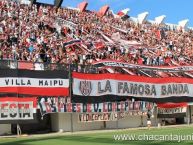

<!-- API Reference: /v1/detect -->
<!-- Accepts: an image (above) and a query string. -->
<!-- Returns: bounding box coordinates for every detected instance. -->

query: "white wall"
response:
[51,113,157,132]
[109,115,156,129]
[72,113,104,131]
[51,113,104,132]
[106,121,117,129]
[119,116,142,128]
[0,124,11,135]
[51,113,59,132]
[51,113,72,132]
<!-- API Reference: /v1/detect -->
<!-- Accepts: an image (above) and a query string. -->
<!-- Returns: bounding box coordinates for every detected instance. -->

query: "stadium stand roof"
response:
[98,5,110,17]
[20,0,192,29]
[77,1,88,12]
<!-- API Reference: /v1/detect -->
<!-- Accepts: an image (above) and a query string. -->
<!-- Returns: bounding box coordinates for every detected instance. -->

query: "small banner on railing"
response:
[92,60,193,71]
[157,103,187,118]
[78,111,148,122]
[78,112,118,122]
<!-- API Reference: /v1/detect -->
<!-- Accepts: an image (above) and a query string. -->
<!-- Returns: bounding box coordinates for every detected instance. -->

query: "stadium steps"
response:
[171,60,193,78]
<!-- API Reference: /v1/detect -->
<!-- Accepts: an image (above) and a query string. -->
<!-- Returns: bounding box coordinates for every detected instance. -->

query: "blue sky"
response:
[37,0,193,27]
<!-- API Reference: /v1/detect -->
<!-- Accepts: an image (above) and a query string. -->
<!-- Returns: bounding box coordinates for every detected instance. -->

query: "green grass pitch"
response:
[1,126,193,145]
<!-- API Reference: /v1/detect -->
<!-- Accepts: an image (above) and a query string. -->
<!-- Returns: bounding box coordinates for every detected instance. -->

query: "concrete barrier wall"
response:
[51,113,157,132]
[0,124,11,135]
[72,113,105,131]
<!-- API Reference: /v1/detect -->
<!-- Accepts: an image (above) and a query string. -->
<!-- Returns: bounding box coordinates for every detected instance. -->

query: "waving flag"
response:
[111,8,130,20]
[117,8,130,17]
[63,39,81,48]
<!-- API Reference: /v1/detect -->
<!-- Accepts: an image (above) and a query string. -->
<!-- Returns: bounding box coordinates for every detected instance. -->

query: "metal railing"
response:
[0,60,190,77]
[0,60,100,73]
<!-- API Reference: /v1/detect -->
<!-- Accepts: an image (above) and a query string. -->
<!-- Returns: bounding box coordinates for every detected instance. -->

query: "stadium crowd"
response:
[0,0,193,67]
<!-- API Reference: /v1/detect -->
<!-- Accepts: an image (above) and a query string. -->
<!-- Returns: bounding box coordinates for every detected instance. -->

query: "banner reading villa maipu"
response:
[0,69,69,96]
[72,72,192,103]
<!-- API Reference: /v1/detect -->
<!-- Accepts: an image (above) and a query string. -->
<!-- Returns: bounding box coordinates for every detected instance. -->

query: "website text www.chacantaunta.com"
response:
[113,133,193,142]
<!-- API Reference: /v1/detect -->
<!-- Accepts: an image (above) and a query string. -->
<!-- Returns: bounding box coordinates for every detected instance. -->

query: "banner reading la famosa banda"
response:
[72,72,192,102]
[0,69,69,96]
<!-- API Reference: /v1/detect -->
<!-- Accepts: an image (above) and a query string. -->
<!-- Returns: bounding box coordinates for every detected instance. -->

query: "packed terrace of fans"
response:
[0,0,193,69]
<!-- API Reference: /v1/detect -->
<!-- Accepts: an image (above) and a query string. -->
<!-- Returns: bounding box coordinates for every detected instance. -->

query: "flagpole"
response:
[69,63,73,132]
[16,60,22,136]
